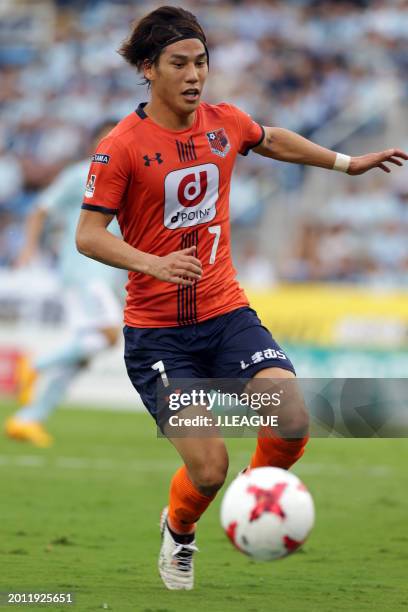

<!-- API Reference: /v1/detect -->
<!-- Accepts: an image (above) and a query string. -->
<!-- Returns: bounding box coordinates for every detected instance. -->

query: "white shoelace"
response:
[172,543,199,571]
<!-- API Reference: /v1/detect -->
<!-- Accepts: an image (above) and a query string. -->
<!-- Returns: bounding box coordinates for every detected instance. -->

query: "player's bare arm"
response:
[76,209,202,286]
[253,126,408,174]
[14,206,48,268]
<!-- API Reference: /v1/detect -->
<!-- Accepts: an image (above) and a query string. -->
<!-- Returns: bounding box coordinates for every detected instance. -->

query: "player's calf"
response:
[247,372,309,469]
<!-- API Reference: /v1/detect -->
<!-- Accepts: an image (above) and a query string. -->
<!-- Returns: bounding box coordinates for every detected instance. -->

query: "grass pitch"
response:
[1,402,408,611]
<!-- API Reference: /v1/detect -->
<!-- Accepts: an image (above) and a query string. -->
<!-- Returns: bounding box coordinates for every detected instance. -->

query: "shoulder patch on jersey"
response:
[85,174,96,198]
[206,128,230,158]
[92,153,111,164]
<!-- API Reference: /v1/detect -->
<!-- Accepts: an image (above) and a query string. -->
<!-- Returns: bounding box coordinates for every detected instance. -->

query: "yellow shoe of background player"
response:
[15,356,38,406]
[4,418,53,448]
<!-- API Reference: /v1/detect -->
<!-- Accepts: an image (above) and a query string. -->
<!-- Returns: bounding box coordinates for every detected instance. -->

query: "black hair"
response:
[118,5,208,85]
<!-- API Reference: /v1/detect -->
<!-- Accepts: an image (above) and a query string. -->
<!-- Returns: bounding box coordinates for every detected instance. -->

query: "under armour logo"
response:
[143,153,163,166]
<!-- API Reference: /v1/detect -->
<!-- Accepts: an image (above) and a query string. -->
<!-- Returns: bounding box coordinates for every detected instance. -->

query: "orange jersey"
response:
[82,102,264,327]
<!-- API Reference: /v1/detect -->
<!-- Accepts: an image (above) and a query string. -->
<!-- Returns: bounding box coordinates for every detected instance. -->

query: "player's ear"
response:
[143,59,155,83]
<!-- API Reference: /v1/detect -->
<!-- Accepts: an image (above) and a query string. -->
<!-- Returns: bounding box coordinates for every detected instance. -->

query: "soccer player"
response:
[75,6,407,590]
[5,121,123,447]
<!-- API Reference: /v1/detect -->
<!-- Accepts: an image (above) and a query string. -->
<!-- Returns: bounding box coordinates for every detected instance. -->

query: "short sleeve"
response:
[82,137,131,215]
[228,104,265,156]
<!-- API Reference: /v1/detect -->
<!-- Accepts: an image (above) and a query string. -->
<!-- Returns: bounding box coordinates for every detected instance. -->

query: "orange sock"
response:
[250,427,309,470]
[168,465,216,534]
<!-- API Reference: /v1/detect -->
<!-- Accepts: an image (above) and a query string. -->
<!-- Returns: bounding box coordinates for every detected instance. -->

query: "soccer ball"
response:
[220,467,315,561]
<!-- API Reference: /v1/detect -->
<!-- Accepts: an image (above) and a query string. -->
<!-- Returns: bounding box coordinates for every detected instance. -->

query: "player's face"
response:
[146,39,208,115]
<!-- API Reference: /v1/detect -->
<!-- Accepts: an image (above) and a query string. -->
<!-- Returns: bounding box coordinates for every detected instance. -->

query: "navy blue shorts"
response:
[124,306,295,427]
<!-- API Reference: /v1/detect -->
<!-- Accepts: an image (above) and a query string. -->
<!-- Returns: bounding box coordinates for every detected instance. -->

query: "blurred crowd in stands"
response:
[283,177,408,286]
[0,0,407,285]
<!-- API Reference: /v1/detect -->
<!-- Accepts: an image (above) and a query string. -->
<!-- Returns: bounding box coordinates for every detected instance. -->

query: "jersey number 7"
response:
[208,225,221,264]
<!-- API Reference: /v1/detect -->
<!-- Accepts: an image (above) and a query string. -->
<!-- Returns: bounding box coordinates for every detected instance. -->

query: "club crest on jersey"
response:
[206,128,230,158]
[85,174,96,198]
[92,153,110,164]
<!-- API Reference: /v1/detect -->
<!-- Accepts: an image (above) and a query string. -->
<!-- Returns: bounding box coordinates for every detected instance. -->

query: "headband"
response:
[149,33,209,67]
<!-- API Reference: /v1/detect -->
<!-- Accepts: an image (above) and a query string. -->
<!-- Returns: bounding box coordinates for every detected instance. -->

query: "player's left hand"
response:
[348,148,408,175]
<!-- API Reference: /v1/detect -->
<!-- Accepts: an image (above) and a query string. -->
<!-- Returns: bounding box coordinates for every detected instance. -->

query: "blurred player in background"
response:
[75,6,407,591]
[5,121,122,448]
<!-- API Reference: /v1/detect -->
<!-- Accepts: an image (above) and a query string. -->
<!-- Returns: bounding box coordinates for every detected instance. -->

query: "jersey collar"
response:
[134,101,201,134]
[135,102,148,119]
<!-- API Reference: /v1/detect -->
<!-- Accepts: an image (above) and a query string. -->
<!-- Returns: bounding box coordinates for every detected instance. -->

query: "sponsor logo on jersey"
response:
[240,348,288,370]
[92,153,110,164]
[164,164,219,229]
[85,174,96,198]
[206,128,230,158]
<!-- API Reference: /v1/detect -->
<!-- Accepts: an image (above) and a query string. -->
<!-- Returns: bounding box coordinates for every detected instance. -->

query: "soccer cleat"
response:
[15,355,38,406]
[158,506,198,590]
[4,418,53,448]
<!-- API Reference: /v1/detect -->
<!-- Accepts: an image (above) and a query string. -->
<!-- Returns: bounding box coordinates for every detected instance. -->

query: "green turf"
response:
[1,402,408,611]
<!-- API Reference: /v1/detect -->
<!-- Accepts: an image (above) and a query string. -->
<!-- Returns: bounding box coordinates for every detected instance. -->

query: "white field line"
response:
[61,403,143,413]
[0,455,392,476]
[14,455,45,467]
[0,455,180,472]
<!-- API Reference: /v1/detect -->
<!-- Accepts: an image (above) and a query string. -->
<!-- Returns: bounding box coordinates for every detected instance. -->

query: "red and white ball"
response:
[220,467,315,561]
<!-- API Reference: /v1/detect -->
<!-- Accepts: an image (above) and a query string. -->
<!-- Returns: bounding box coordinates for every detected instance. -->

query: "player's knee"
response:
[280,405,309,438]
[192,456,229,496]
[195,468,227,496]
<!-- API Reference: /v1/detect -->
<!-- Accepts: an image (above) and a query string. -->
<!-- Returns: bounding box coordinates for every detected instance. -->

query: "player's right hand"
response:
[148,246,202,285]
